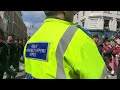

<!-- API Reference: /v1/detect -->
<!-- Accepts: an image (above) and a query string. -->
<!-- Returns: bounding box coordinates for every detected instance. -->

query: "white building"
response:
[73,11,120,31]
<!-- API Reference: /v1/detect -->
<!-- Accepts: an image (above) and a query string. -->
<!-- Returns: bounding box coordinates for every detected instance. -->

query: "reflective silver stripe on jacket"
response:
[56,26,78,79]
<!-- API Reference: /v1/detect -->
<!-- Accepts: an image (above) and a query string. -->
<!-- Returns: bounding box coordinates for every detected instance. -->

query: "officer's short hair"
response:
[44,11,65,17]
[44,11,57,17]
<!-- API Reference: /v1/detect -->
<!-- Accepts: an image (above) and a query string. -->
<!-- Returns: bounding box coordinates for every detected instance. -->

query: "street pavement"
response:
[3,56,118,79]
[15,62,25,79]
[3,62,25,79]
[17,60,117,79]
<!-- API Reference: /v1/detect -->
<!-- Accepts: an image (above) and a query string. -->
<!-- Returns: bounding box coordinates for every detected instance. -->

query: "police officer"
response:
[24,11,107,79]
[0,36,8,79]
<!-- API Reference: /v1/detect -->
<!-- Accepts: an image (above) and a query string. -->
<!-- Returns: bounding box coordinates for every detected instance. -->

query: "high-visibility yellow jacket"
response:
[24,18,107,79]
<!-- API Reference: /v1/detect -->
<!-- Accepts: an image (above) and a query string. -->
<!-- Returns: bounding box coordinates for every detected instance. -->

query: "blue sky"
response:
[22,11,46,36]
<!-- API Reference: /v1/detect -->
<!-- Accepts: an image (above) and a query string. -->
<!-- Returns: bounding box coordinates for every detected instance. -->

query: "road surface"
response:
[3,57,118,79]
[3,62,25,79]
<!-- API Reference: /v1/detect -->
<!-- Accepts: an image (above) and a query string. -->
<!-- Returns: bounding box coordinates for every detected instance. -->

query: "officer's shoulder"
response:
[73,26,89,37]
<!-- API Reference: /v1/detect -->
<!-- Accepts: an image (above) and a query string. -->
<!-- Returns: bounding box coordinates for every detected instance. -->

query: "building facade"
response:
[73,11,120,31]
[0,11,27,40]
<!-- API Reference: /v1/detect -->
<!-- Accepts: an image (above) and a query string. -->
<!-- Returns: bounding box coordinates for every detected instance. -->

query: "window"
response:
[5,11,8,15]
[14,13,17,23]
[83,11,85,16]
[4,32,8,38]
[77,13,79,19]
[3,17,8,32]
[82,21,85,27]
[89,18,98,29]
[5,11,11,16]
[104,19,110,30]
[7,11,11,16]
[117,21,120,31]
[117,11,120,15]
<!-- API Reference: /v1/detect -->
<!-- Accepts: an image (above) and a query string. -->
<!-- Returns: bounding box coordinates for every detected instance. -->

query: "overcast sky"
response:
[22,11,46,36]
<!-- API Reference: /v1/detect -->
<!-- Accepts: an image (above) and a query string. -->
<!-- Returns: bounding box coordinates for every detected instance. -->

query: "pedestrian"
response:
[117,51,120,79]
[92,35,104,57]
[92,35,103,55]
[23,39,26,46]
[21,39,26,63]
[103,40,112,62]
[18,39,24,63]
[103,40,113,74]
[92,35,99,45]
[98,40,104,56]
[112,39,120,75]
[14,39,20,72]
[6,34,17,79]
[24,11,107,79]
[0,36,8,79]
[110,36,116,48]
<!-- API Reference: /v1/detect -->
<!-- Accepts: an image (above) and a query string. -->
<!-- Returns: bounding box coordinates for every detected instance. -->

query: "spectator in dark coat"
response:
[0,36,8,79]
[14,39,20,72]
[6,34,17,79]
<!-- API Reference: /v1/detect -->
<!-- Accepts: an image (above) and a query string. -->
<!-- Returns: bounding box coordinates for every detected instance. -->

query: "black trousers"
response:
[0,56,7,79]
[0,70,4,79]
[12,54,20,70]
[7,55,19,69]
[6,56,17,79]
[0,65,5,79]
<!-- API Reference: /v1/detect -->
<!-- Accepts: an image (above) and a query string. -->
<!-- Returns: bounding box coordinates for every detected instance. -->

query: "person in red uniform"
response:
[116,43,120,79]
[103,40,112,63]
[103,40,113,72]
[112,39,120,75]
